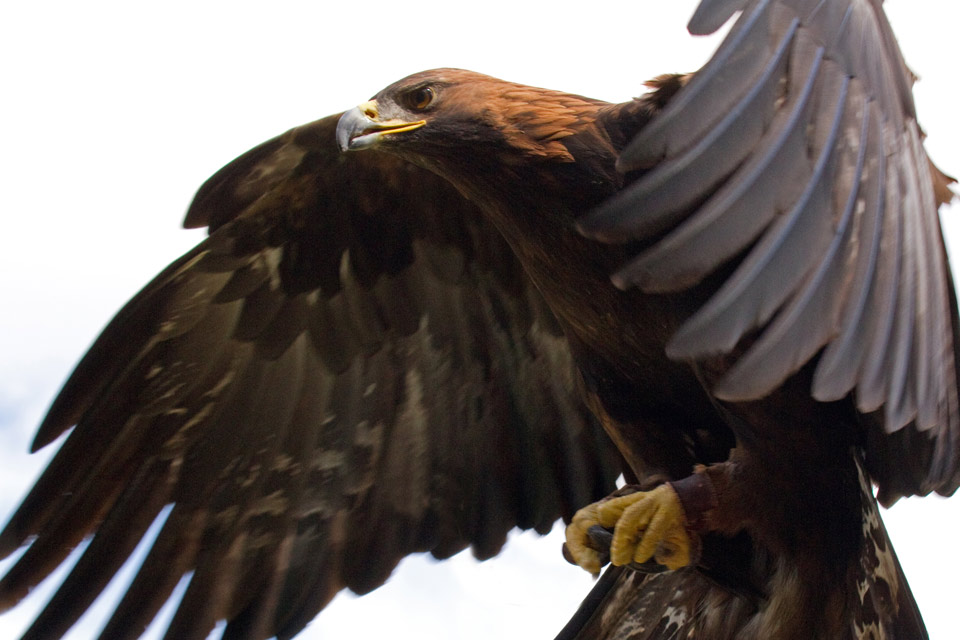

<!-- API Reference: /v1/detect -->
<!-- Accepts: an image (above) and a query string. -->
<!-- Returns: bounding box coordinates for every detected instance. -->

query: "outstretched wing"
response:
[0,115,619,640]
[581,0,959,502]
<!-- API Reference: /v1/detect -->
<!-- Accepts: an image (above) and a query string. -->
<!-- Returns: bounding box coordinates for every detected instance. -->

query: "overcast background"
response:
[1,1,958,638]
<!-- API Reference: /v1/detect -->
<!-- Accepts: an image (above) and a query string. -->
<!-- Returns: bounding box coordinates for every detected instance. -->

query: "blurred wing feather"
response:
[0,115,618,639]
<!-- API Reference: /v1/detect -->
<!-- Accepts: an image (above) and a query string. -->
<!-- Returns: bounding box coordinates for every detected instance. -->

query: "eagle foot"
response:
[564,484,697,574]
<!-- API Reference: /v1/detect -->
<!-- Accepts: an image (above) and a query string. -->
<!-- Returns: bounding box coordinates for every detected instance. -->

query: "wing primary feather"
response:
[857,149,904,413]
[618,0,774,170]
[883,161,921,432]
[30,245,208,451]
[96,507,206,640]
[221,532,296,640]
[223,341,327,639]
[9,320,245,630]
[805,0,855,55]
[17,459,174,640]
[162,341,307,640]
[668,68,850,362]
[866,0,917,120]
[902,129,938,431]
[714,91,869,400]
[0,386,180,596]
[610,29,824,291]
[688,0,755,35]
[930,248,960,491]
[912,131,954,434]
[271,348,344,638]
[580,18,797,245]
[159,536,244,640]
[813,100,886,400]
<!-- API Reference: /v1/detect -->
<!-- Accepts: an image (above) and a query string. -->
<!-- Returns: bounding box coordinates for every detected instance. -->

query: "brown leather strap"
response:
[668,469,718,532]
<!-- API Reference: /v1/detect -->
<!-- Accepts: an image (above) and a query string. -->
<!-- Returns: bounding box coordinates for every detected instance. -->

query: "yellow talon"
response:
[564,502,604,575]
[599,484,692,570]
[566,484,694,574]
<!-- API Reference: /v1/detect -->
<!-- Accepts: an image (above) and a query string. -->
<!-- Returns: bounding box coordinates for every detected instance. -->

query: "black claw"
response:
[584,525,668,574]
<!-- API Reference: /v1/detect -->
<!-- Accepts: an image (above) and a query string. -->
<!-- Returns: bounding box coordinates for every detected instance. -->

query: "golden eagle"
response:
[1,1,957,639]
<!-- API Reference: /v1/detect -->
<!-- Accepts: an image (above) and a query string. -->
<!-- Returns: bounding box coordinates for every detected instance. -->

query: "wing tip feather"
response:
[688,0,751,36]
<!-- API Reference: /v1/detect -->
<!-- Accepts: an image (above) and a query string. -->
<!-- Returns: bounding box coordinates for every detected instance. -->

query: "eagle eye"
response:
[405,86,435,111]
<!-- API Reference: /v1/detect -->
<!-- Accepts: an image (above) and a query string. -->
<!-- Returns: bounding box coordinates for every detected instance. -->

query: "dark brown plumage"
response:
[1,1,957,639]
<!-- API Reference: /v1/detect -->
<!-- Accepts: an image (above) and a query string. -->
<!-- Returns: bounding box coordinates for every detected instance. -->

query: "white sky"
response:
[0,1,957,638]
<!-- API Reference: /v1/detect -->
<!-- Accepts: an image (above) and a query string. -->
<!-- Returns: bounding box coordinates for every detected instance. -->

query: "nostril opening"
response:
[359,101,379,120]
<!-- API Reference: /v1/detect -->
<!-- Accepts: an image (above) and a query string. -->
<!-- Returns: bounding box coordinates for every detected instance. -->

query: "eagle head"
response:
[336,68,609,166]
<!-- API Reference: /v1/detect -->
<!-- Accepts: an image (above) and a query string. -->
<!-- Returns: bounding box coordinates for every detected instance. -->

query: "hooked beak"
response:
[337,100,426,152]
